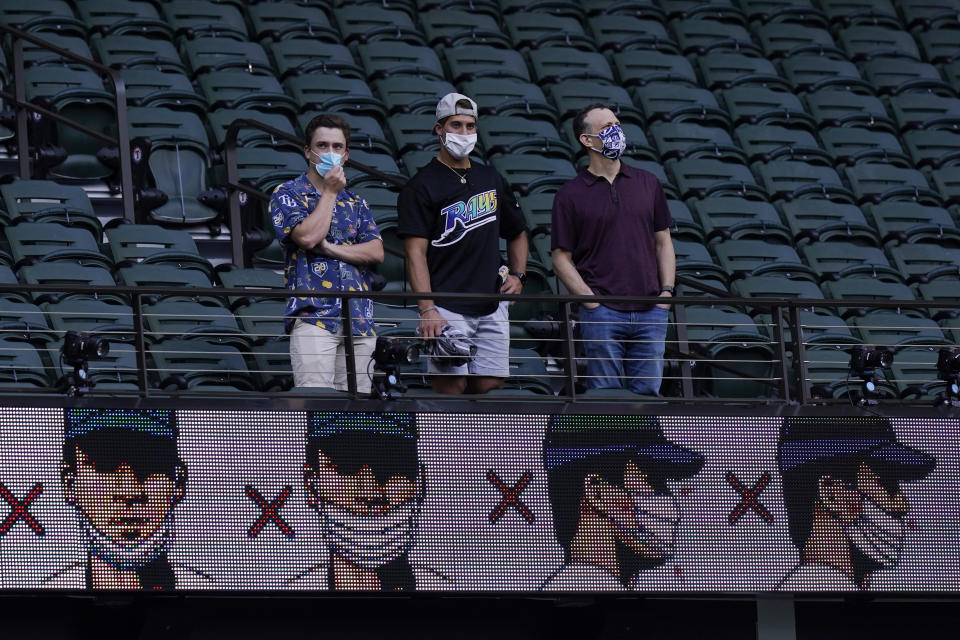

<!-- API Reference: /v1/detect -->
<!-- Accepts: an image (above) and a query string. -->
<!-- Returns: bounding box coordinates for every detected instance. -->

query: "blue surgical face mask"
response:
[311,150,343,175]
[585,124,627,160]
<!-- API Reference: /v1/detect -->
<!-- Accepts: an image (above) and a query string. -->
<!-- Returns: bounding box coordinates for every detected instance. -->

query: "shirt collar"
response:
[579,160,634,186]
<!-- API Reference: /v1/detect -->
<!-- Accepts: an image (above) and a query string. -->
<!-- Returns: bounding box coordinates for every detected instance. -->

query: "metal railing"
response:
[0,22,135,221]
[0,280,957,406]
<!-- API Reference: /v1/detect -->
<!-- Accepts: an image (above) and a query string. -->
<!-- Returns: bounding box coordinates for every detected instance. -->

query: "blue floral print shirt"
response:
[270,173,381,336]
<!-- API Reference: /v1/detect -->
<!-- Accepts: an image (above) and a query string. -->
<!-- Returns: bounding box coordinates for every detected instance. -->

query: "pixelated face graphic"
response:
[66,447,181,546]
[311,450,416,517]
[587,460,666,557]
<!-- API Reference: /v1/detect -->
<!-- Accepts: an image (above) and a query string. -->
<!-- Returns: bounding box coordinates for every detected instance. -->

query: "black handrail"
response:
[0,22,135,222]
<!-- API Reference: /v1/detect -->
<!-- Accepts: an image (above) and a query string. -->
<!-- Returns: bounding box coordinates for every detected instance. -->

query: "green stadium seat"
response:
[266,41,363,81]
[419,9,511,48]
[731,275,824,301]
[516,193,555,234]
[18,263,122,306]
[914,27,960,63]
[357,42,446,81]
[668,157,759,200]
[207,109,298,151]
[803,88,896,132]
[889,347,947,400]
[41,298,133,340]
[929,164,960,205]
[216,267,284,304]
[528,48,615,84]
[481,116,570,159]
[386,113,438,156]
[649,122,737,160]
[503,13,595,51]
[660,1,744,21]
[864,202,960,246]
[819,127,908,167]
[5,223,108,270]
[149,339,256,391]
[861,59,950,95]
[842,163,940,206]
[712,239,816,280]
[888,93,960,131]
[836,26,922,61]
[372,303,419,338]
[284,74,387,120]
[332,6,424,45]
[160,1,249,41]
[754,161,852,201]
[671,18,758,56]
[0,180,101,239]
[898,0,960,29]
[0,0,82,34]
[546,80,643,124]
[673,239,730,285]
[587,14,671,52]
[443,45,531,83]
[914,279,960,307]
[374,77,457,115]
[219,148,305,193]
[22,67,116,180]
[850,312,951,351]
[76,0,172,39]
[247,340,292,392]
[196,71,298,117]
[20,33,92,66]
[818,0,900,25]
[719,87,813,129]
[120,69,208,116]
[777,199,878,245]
[232,300,286,344]
[888,244,960,282]
[504,348,553,395]
[801,241,902,282]
[488,156,577,195]
[247,2,339,43]
[91,34,185,73]
[667,199,706,243]
[342,150,406,190]
[754,23,836,59]
[460,78,558,123]
[633,84,723,124]
[755,309,860,350]
[181,39,273,78]
[697,52,781,91]
[612,49,699,87]
[116,265,218,308]
[0,336,50,389]
[780,54,867,93]
[0,299,56,341]
[106,224,213,279]
[901,130,960,169]
[822,278,920,319]
[734,124,823,162]
[690,198,792,244]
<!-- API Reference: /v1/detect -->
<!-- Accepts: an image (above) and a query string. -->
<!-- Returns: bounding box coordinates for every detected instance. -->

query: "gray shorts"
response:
[428,302,510,377]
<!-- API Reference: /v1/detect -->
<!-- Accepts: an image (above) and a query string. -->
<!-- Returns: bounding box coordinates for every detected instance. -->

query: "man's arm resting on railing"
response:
[317,238,384,265]
[551,248,598,309]
[290,167,345,250]
[654,228,676,310]
[501,231,529,297]
[404,236,446,338]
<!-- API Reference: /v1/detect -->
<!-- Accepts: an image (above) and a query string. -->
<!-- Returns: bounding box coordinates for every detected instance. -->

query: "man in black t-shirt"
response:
[397,93,528,395]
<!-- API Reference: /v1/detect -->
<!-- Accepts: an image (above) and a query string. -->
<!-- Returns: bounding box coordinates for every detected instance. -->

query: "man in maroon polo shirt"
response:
[551,103,676,395]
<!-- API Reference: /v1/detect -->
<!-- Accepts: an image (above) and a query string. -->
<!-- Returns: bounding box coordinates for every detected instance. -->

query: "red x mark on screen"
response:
[726,471,773,525]
[245,485,294,538]
[487,470,535,524]
[0,483,45,536]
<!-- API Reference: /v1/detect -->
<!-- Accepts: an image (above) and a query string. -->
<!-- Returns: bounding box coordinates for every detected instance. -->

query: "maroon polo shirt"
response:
[551,162,673,311]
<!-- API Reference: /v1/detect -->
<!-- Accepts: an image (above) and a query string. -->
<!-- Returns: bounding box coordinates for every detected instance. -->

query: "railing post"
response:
[789,305,810,405]
[109,69,136,223]
[771,305,791,403]
[13,37,30,179]
[342,294,358,398]
[131,294,150,397]
[673,303,695,398]
[560,302,578,400]
[224,120,246,266]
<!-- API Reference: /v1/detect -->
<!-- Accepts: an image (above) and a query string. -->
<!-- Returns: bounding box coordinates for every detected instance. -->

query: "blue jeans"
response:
[578,304,669,395]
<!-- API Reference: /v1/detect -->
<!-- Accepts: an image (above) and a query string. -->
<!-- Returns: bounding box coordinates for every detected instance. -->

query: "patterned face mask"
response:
[585,124,627,160]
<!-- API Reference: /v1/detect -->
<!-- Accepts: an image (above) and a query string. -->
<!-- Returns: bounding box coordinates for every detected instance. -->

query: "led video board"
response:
[0,408,955,592]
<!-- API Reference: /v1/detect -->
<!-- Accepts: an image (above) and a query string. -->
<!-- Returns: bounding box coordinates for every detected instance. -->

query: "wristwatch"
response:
[511,271,527,285]
[659,285,675,294]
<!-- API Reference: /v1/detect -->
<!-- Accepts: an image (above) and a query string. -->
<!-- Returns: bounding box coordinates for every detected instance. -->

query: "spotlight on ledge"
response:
[936,348,960,407]
[848,347,893,405]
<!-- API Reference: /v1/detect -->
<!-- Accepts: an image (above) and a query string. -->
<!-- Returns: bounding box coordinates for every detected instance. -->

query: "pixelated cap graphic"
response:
[64,408,175,440]
[777,416,935,480]
[307,411,415,440]
[544,415,703,479]
[436,92,478,122]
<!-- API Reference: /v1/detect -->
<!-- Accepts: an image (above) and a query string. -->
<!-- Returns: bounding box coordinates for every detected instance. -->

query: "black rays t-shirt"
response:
[397,158,527,316]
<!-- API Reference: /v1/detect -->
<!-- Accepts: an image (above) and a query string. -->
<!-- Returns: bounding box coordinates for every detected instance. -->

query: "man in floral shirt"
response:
[270,114,384,393]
